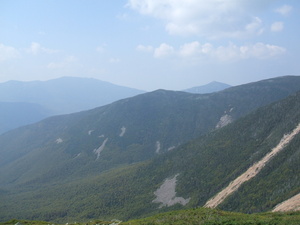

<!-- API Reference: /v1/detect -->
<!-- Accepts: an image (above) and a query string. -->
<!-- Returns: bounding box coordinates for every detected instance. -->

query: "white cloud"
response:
[214,42,286,61]
[179,41,201,57]
[275,5,292,16]
[65,55,77,62]
[154,43,175,58]
[47,62,62,69]
[109,57,121,63]
[0,43,20,61]
[96,44,107,53]
[28,42,58,55]
[117,13,130,20]
[38,31,46,36]
[178,42,214,60]
[241,43,286,59]
[96,46,105,53]
[139,41,286,61]
[244,17,264,36]
[136,44,154,52]
[271,22,284,32]
[214,43,241,61]
[179,41,200,57]
[47,55,77,69]
[127,0,275,38]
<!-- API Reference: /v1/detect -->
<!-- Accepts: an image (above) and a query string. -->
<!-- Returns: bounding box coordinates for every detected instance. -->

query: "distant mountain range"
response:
[0,102,50,134]
[0,77,145,115]
[0,77,231,135]
[183,81,231,94]
[0,77,145,134]
[1,76,300,223]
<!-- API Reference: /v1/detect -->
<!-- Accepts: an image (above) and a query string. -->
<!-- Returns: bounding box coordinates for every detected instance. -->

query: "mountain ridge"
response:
[183,81,231,94]
[0,76,145,134]
[1,76,300,222]
[1,76,300,185]
[2,89,299,222]
[0,76,145,114]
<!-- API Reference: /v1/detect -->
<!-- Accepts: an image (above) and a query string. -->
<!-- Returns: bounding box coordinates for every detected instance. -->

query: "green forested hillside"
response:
[1,76,300,186]
[1,76,300,223]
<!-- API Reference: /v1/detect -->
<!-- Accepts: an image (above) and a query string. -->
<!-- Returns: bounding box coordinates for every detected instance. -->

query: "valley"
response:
[0,76,300,223]
[3,0,300,223]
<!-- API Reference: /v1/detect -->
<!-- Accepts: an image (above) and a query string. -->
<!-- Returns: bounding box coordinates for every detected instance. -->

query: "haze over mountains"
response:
[0,76,300,223]
[0,77,145,115]
[0,77,145,134]
[183,81,231,94]
[0,102,50,134]
[0,77,231,135]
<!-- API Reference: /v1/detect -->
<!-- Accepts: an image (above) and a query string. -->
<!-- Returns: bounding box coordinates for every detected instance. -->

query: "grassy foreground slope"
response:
[124,208,300,225]
[1,208,300,225]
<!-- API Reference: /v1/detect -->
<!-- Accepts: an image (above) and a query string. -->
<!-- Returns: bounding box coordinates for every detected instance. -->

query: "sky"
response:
[0,0,299,91]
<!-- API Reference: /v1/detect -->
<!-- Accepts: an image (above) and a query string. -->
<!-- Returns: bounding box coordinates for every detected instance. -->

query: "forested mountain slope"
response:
[1,76,300,222]
[1,76,300,187]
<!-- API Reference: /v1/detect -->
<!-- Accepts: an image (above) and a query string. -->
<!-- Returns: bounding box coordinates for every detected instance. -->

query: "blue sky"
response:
[0,0,299,90]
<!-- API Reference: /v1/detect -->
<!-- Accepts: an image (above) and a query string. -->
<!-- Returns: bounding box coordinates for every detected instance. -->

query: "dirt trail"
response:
[273,193,300,212]
[204,123,300,209]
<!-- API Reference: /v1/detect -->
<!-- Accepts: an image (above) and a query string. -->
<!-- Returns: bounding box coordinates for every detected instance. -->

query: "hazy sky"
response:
[0,0,299,90]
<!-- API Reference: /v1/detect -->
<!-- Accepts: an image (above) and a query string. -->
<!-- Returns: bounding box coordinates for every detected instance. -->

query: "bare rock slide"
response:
[204,123,300,209]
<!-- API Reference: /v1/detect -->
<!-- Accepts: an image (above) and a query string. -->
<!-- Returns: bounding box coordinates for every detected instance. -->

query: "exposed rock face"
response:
[55,138,63,144]
[155,141,161,154]
[119,126,126,137]
[216,114,233,129]
[273,193,300,212]
[152,174,190,208]
[205,123,300,208]
[93,138,109,160]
